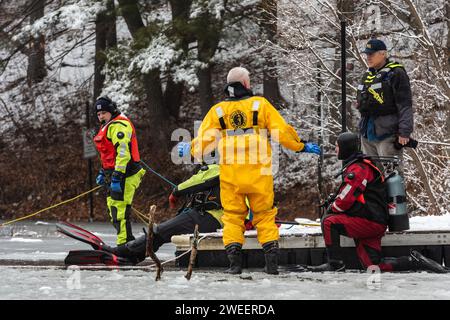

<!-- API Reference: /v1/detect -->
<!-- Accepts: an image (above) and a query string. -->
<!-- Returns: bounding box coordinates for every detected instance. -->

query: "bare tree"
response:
[268,0,450,215]
[26,0,47,85]
[165,0,193,120]
[191,1,225,116]
[378,0,450,143]
[261,0,284,107]
[93,0,117,101]
[117,0,168,151]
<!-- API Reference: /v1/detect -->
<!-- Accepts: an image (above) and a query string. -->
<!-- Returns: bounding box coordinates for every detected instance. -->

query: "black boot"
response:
[307,247,345,272]
[262,241,279,275]
[110,235,147,264]
[410,250,448,273]
[308,259,346,272]
[384,251,449,273]
[225,243,242,274]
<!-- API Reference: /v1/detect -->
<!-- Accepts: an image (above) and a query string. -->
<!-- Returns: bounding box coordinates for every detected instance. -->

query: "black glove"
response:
[320,193,336,208]
[326,204,333,214]
[394,137,418,150]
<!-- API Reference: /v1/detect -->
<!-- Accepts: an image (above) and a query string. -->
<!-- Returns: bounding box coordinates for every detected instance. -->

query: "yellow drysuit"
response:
[191,96,305,246]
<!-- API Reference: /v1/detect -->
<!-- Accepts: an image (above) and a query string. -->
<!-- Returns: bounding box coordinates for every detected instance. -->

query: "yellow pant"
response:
[107,168,145,245]
[220,166,278,246]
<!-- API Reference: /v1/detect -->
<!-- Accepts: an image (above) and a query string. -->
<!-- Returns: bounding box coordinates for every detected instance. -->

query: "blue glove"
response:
[96,170,106,186]
[178,142,191,157]
[110,171,124,193]
[302,142,321,155]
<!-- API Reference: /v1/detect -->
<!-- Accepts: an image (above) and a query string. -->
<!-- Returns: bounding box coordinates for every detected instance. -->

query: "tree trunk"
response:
[165,0,193,119]
[445,1,450,146]
[93,0,117,100]
[144,69,167,129]
[197,65,213,116]
[117,0,145,37]
[164,76,184,119]
[407,149,439,215]
[195,11,222,116]
[26,0,46,85]
[118,0,168,151]
[261,0,283,107]
[446,1,450,73]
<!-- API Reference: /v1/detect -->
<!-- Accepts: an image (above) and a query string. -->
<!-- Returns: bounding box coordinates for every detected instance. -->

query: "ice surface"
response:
[1,219,450,299]
[0,221,174,261]
[1,266,450,300]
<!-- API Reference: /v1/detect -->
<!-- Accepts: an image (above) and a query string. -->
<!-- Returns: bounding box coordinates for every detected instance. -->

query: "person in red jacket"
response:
[309,132,447,273]
[93,96,145,246]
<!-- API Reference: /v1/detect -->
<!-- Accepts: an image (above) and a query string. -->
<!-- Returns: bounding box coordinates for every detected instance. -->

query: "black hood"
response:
[342,151,364,166]
[337,132,361,162]
[224,82,253,100]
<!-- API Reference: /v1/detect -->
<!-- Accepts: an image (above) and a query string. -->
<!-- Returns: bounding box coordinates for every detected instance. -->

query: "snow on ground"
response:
[280,214,450,235]
[1,266,450,300]
[409,214,450,231]
[2,218,450,300]
[8,238,43,243]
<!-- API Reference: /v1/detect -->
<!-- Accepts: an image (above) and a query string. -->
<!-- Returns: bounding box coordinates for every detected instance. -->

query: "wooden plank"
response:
[172,230,450,251]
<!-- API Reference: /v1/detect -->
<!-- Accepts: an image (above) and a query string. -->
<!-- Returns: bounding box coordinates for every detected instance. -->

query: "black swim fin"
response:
[64,250,134,266]
[56,221,112,252]
[410,250,449,274]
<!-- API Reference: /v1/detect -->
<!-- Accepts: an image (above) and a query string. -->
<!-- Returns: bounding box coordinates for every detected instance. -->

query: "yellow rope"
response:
[0,185,103,227]
[131,207,149,227]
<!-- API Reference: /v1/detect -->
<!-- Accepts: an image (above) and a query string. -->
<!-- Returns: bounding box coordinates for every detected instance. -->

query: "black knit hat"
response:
[337,132,361,160]
[94,96,118,115]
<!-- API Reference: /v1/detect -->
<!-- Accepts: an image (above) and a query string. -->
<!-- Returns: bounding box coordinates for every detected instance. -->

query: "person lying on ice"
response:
[93,96,146,246]
[105,164,225,264]
[308,132,446,273]
[178,67,320,275]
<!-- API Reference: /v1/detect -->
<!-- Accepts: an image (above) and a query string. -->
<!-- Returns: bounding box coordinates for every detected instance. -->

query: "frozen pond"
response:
[0,220,175,262]
[2,265,450,300]
[1,221,450,300]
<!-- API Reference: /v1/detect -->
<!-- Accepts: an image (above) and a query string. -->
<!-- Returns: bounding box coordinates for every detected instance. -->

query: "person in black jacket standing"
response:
[356,39,414,173]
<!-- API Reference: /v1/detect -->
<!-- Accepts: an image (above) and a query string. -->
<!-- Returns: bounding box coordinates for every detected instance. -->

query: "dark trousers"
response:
[322,214,395,271]
[153,208,221,251]
[113,209,221,262]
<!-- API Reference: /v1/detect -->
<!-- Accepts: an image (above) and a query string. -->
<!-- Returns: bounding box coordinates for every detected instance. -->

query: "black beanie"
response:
[94,97,118,115]
[337,132,361,160]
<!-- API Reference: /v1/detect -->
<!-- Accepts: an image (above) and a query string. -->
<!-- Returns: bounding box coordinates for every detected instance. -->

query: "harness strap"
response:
[388,195,406,204]
[362,158,385,182]
[215,101,261,132]
[252,100,260,126]
[215,106,226,130]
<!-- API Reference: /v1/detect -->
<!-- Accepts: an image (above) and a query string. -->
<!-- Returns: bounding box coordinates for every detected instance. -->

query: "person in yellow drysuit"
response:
[178,67,320,274]
[93,96,146,246]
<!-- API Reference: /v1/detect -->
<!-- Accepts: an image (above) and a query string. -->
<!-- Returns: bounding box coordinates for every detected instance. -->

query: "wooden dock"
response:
[172,230,450,269]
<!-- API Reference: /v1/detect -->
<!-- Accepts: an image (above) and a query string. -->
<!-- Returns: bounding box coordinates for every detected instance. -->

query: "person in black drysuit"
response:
[106,164,224,264]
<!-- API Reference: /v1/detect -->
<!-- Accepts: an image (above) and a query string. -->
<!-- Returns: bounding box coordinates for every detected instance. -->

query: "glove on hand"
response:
[302,142,321,155]
[96,169,106,186]
[178,142,191,157]
[110,171,124,193]
[169,193,179,209]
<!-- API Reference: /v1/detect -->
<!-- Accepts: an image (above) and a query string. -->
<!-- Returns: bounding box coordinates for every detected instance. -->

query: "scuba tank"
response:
[385,171,409,231]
